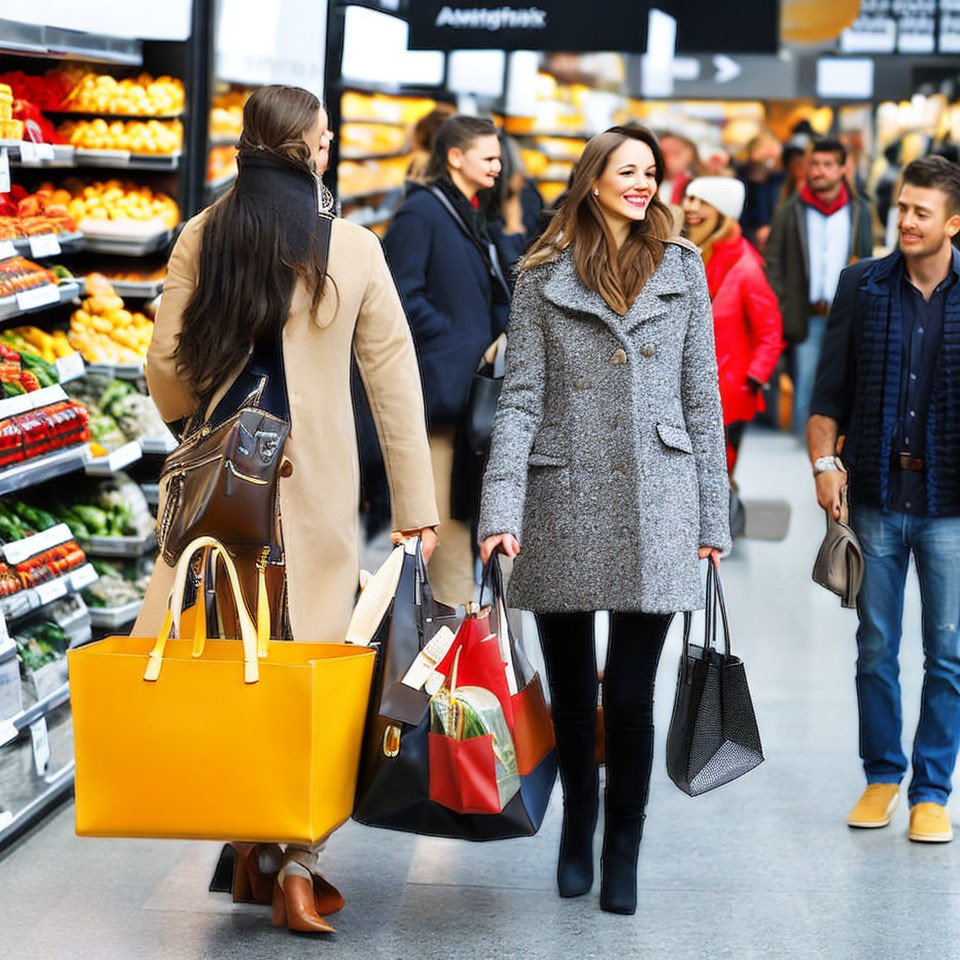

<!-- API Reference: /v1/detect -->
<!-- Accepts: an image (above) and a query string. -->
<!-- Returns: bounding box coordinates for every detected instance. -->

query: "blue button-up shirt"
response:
[891,261,958,514]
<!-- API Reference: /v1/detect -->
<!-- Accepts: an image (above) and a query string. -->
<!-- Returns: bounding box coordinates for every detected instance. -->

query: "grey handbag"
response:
[812,486,864,609]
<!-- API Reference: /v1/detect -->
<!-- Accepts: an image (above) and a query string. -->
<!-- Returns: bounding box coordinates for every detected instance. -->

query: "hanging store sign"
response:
[407,1,778,54]
[841,0,960,55]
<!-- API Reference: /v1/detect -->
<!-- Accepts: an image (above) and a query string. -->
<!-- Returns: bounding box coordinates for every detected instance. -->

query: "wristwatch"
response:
[813,455,846,477]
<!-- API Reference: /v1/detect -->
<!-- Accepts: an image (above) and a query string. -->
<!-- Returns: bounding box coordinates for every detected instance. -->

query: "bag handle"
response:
[344,542,406,646]
[479,553,536,691]
[144,536,259,684]
[681,563,732,668]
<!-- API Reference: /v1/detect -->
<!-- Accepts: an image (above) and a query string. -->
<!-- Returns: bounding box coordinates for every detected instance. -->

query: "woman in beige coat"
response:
[133,86,439,934]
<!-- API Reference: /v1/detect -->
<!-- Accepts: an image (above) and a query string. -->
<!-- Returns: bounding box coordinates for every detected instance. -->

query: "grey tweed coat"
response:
[477,238,732,614]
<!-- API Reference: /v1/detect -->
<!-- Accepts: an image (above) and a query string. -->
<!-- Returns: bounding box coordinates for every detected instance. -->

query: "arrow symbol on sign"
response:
[714,55,741,83]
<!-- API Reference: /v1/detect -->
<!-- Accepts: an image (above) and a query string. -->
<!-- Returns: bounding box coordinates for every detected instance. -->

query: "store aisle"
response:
[0,428,956,960]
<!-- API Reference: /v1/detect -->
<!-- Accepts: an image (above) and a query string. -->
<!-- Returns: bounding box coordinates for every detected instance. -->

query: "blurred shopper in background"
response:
[737,130,784,252]
[657,132,701,205]
[405,104,457,185]
[808,155,960,843]
[682,176,783,476]
[778,136,811,207]
[765,138,873,436]
[139,85,439,933]
[479,125,730,916]
[384,116,521,606]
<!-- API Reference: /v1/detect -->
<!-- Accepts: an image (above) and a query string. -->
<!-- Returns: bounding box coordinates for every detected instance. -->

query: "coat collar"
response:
[540,244,686,336]
[864,246,960,295]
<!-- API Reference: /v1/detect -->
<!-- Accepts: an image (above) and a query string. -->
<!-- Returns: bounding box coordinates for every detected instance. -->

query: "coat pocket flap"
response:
[656,422,693,454]
[528,452,568,468]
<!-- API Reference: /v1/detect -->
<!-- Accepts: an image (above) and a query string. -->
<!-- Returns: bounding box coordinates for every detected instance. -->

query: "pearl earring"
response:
[593,188,599,196]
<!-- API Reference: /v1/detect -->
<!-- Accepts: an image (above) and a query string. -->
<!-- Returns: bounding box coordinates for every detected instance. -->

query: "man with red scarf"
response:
[765,138,874,436]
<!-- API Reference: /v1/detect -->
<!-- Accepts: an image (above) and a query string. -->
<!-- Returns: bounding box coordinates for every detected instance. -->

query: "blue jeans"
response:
[851,505,960,805]
[791,314,827,436]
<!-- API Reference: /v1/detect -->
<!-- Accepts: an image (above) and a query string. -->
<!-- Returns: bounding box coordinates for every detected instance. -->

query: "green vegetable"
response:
[69,504,109,535]
[3,381,25,397]
[10,502,57,531]
[50,265,74,281]
[19,352,58,387]
[98,380,135,417]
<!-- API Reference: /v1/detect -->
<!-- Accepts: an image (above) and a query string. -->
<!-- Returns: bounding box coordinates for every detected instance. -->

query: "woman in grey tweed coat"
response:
[478,127,730,916]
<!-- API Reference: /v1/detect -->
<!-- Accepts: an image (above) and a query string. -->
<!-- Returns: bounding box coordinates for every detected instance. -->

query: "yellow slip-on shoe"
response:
[847,783,900,828]
[908,803,954,843]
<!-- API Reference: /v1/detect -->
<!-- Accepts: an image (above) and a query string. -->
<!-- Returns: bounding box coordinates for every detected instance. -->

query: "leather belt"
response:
[896,452,924,471]
[810,300,830,316]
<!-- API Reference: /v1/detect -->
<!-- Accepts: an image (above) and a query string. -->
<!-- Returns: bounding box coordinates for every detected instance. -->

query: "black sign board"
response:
[407,1,779,54]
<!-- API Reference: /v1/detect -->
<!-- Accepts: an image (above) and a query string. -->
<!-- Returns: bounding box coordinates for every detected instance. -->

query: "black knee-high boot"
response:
[599,612,671,915]
[535,611,599,898]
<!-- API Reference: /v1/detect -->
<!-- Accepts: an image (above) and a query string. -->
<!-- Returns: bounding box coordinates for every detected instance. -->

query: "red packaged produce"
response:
[0,418,24,468]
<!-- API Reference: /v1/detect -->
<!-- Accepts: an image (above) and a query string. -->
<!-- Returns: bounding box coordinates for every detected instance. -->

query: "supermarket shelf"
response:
[85,361,144,380]
[339,149,410,162]
[84,529,156,558]
[339,186,403,203]
[513,131,590,140]
[2,233,85,261]
[43,110,181,121]
[341,118,408,129]
[0,562,98,623]
[139,432,177,455]
[1,142,76,168]
[208,134,239,147]
[80,229,173,257]
[107,279,163,299]
[0,280,83,323]
[0,760,75,850]
[0,19,142,66]
[75,149,181,171]
[0,443,91,497]
[340,80,443,98]
[1,522,73,566]
[54,353,86,384]
[0,681,70,749]
[141,482,158,506]
[0,385,67,422]
[345,211,392,230]
[83,440,142,477]
[89,599,142,629]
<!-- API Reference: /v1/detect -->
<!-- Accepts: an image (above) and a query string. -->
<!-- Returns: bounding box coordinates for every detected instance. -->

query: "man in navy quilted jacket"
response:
[808,155,960,842]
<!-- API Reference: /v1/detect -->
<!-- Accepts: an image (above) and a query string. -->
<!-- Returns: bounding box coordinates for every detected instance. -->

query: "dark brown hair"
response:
[812,137,847,165]
[174,85,326,401]
[903,154,960,216]
[522,125,673,315]
[424,115,497,182]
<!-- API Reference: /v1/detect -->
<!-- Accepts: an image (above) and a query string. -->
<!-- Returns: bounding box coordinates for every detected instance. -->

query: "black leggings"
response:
[535,610,673,820]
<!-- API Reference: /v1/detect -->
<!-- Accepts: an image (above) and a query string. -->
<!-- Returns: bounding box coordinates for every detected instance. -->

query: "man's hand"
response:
[391,527,439,562]
[815,470,847,519]
[480,533,520,565]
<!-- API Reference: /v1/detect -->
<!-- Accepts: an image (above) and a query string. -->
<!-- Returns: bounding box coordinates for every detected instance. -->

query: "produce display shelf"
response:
[512,131,590,140]
[0,20,142,66]
[338,149,410,162]
[0,760,75,850]
[208,134,239,147]
[1,522,73,566]
[43,110,181,121]
[107,279,163,299]
[340,186,403,203]
[88,599,142,629]
[0,280,83,323]
[84,529,156,558]
[341,118,408,129]
[80,229,173,257]
[75,149,181,171]
[0,562,98,623]
[4,233,85,261]
[0,443,91,497]
[85,361,144,380]
[83,440,142,477]
[345,210,392,230]
[138,432,177,456]
[0,142,76,167]
[0,385,67,422]
[0,681,70,749]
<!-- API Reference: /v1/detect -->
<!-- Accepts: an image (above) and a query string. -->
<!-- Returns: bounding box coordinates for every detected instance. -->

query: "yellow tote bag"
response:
[68,536,376,844]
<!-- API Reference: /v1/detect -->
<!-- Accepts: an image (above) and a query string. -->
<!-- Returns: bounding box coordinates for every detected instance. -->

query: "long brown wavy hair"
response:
[174,85,327,401]
[522,126,673,314]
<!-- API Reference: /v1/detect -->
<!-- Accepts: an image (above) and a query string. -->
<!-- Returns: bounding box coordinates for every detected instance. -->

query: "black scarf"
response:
[235,150,320,261]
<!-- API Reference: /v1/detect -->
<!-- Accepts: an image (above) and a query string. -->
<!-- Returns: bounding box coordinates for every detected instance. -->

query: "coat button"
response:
[611,348,627,366]
[279,459,294,478]
[640,344,656,358]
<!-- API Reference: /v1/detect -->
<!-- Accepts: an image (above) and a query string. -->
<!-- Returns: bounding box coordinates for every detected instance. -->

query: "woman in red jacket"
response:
[682,176,784,474]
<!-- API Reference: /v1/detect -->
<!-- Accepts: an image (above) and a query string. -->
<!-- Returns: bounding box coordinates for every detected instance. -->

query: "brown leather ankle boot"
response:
[271,876,335,933]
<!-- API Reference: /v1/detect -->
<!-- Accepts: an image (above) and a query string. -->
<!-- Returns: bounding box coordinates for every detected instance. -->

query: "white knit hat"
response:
[685,176,745,222]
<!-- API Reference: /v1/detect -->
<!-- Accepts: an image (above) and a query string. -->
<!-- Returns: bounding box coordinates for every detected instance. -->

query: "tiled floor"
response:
[1,428,955,960]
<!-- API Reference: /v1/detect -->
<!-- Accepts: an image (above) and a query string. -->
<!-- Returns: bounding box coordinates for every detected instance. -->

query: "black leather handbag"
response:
[666,564,764,796]
[464,334,507,458]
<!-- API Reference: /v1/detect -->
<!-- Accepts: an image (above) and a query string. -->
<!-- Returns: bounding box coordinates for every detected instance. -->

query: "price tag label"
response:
[35,577,67,606]
[54,352,85,383]
[0,240,16,261]
[30,716,50,776]
[19,140,38,164]
[15,284,60,312]
[71,564,98,590]
[0,148,9,194]
[35,143,55,161]
[28,233,61,258]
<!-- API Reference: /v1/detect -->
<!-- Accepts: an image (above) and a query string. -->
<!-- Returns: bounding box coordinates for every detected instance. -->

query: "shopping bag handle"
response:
[144,536,259,684]
[479,553,536,690]
[344,541,406,645]
[681,563,732,666]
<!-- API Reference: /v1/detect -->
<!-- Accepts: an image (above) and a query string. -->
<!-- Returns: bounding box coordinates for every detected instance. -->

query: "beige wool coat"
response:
[133,213,439,644]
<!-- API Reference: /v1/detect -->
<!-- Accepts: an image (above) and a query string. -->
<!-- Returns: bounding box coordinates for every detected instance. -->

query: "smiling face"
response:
[682,192,722,246]
[897,183,960,259]
[302,106,333,175]
[593,139,658,228]
[449,134,502,195]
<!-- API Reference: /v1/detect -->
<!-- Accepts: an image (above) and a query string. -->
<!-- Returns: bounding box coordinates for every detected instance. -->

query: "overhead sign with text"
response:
[407,2,778,53]
[842,0,960,54]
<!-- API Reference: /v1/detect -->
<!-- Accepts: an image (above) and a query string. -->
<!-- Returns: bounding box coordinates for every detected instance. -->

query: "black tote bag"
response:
[666,564,764,796]
[353,550,558,840]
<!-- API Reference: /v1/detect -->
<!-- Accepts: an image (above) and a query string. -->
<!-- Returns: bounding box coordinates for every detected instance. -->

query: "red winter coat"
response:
[703,223,784,425]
